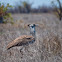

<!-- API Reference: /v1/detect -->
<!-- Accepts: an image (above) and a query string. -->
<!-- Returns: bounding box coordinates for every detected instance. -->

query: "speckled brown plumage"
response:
[7,35,35,49]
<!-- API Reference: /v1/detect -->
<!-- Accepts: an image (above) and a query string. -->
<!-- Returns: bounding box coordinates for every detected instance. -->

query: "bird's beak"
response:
[35,24,39,26]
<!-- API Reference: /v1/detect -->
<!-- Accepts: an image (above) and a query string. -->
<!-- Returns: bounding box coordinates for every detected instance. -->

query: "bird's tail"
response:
[7,41,16,50]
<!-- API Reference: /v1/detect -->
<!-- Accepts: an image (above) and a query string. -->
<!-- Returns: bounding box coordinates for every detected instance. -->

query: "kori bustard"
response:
[7,24,37,50]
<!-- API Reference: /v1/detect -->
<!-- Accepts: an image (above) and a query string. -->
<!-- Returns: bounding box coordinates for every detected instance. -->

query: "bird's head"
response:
[28,24,39,28]
[27,24,38,36]
[28,24,35,28]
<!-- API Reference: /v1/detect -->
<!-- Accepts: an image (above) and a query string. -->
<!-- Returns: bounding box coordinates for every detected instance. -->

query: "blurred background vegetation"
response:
[51,0,62,20]
[0,0,62,23]
[0,3,13,23]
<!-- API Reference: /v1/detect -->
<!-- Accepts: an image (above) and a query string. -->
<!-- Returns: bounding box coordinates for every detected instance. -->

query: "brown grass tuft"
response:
[43,34,61,55]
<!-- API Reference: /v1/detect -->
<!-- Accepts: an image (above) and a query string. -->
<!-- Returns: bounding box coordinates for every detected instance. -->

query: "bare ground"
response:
[0,13,62,62]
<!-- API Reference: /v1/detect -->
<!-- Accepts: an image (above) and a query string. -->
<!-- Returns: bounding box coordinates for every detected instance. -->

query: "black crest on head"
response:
[28,24,36,27]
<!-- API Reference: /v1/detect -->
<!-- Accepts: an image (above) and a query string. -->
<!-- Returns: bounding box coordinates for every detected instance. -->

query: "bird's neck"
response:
[29,26,36,40]
[30,31,36,40]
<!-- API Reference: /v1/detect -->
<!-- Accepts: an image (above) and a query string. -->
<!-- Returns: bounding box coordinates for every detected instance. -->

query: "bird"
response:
[7,24,37,50]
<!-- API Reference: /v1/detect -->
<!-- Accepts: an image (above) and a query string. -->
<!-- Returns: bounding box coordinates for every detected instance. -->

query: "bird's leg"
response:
[20,47,24,56]
[20,46,24,52]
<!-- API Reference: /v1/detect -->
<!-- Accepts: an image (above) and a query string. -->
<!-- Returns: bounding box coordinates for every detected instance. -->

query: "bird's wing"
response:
[7,37,22,49]
[7,35,33,49]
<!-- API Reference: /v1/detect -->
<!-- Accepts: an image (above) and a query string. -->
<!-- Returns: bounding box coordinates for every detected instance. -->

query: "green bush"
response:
[0,3,13,23]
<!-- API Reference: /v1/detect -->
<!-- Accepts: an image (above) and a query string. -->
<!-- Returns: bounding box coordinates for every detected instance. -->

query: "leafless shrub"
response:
[51,0,62,20]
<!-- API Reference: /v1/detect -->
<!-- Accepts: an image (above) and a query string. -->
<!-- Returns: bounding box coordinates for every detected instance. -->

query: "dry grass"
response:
[42,34,61,55]
[0,13,62,62]
[36,22,46,29]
